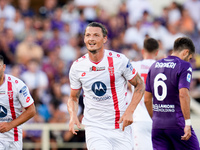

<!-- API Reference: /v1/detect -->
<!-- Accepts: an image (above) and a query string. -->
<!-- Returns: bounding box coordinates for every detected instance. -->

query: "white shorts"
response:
[85,126,132,150]
[132,121,153,150]
[0,140,22,150]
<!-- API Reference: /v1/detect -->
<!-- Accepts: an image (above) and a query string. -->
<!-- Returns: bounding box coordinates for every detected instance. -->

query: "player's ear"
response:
[3,64,6,71]
[141,49,145,55]
[103,36,107,44]
[155,49,159,56]
[183,49,189,57]
[84,35,87,44]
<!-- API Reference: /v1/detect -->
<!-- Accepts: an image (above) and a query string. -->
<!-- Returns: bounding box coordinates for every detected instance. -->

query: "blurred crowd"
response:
[1,0,200,149]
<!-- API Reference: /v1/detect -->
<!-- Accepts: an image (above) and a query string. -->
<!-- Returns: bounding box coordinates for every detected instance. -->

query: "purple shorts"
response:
[152,127,200,150]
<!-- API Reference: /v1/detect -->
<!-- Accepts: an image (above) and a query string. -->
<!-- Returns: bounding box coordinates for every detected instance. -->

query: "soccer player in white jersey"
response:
[0,55,36,150]
[131,38,159,150]
[68,22,145,150]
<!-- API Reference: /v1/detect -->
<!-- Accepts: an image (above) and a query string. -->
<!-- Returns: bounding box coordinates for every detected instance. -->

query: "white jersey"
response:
[131,59,155,122]
[0,74,34,141]
[69,50,137,129]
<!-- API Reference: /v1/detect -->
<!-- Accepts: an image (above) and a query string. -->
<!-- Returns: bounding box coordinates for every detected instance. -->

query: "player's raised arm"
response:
[67,89,82,135]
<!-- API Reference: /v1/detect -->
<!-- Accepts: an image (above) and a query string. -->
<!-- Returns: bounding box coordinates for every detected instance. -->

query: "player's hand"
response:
[68,115,81,135]
[0,122,13,133]
[181,125,191,140]
[118,112,133,131]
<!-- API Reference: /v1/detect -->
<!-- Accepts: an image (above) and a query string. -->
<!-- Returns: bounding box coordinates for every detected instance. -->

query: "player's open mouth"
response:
[89,43,96,46]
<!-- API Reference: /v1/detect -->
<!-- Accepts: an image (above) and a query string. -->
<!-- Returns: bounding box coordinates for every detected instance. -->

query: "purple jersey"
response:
[146,56,192,129]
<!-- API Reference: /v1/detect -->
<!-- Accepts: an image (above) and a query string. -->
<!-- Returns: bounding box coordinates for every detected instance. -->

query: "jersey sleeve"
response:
[178,62,192,90]
[69,62,82,90]
[17,79,34,108]
[122,56,137,81]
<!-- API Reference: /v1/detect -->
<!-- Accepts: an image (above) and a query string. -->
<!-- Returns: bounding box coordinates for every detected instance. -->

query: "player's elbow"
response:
[179,88,190,101]
[144,98,151,109]
[179,93,185,100]
[27,103,37,118]
[179,94,190,104]
[31,106,36,117]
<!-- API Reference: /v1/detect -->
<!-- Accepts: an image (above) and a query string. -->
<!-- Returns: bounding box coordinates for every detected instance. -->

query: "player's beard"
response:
[88,49,98,54]
[87,45,103,54]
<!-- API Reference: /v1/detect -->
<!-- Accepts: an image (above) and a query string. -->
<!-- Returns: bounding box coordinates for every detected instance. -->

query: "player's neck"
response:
[143,55,155,60]
[88,49,104,63]
[0,74,5,86]
[171,52,181,59]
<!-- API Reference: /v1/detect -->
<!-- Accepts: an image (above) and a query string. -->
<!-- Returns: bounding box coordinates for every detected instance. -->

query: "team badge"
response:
[19,86,28,97]
[187,73,191,82]
[108,67,114,76]
[126,61,134,72]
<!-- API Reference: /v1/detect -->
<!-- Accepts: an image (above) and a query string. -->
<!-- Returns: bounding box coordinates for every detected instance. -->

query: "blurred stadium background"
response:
[0,0,199,149]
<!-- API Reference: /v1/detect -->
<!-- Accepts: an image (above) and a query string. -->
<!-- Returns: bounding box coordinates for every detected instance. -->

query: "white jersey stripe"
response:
[7,81,18,141]
[107,56,120,129]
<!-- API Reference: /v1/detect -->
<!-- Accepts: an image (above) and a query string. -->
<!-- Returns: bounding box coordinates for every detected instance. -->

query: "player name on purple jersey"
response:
[155,62,176,69]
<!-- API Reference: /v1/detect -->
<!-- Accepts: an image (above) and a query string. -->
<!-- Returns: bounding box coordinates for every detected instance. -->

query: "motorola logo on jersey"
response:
[92,81,107,96]
[0,105,7,118]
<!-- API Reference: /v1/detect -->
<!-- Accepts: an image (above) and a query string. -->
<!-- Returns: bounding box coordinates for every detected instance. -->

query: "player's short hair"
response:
[143,37,159,53]
[0,55,4,64]
[85,22,108,37]
[173,37,195,54]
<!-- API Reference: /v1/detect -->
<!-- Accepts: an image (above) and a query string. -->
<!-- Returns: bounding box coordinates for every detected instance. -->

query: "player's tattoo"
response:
[76,89,81,99]
[130,73,145,94]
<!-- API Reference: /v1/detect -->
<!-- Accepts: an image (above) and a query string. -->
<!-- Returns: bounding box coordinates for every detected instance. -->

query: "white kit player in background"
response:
[68,22,145,150]
[131,38,159,150]
[0,55,36,150]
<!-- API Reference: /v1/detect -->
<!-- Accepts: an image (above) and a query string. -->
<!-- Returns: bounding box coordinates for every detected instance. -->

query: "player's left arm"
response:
[179,63,193,140]
[119,73,145,131]
[144,91,153,118]
[0,103,36,133]
[179,88,191,141]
